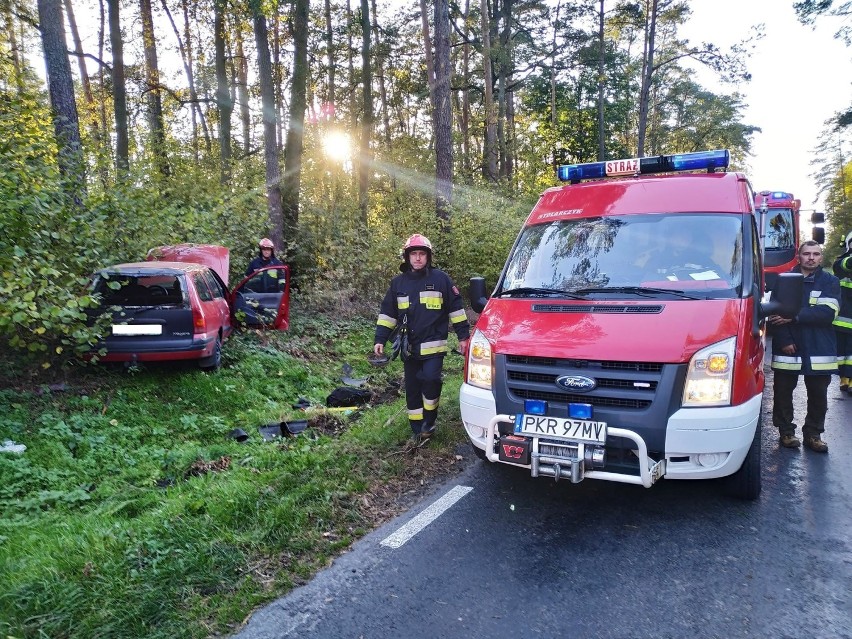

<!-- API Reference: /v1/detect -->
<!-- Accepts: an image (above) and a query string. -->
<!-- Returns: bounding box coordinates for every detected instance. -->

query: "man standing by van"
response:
[768,240,841,453]
[374,234,470,446]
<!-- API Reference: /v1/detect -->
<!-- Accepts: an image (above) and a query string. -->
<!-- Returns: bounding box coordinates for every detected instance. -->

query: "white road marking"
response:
[380,485,473,549]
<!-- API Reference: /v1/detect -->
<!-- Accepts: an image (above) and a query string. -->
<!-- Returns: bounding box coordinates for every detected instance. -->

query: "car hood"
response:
[146,244,230,285]
[475,298,742,363]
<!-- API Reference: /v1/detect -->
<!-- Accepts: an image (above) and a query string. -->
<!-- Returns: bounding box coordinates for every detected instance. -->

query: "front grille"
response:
[513,388,651,409]
[503,354,663,411]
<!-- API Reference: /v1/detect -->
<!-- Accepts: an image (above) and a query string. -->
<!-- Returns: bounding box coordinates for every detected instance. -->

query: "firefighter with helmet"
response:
[833,230,852,394]
[246,237,283,276]
[374,234,470,446]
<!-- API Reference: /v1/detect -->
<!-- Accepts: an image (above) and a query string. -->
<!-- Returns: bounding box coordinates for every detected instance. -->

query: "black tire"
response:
[199,336,222,371]
[472,441,488,461]
[723,411,762,500]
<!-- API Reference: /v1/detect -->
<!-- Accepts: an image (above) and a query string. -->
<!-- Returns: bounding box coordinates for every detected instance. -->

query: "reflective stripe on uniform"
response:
[377,314,397,329]
[423,396,440,410]
[810,291,839,315]
[408,408,424,420]
[771,354,802,371]
[397,295,410,310]
[419,339,448,355]
[419,290,443,310]
[833,313,852,330]
[449,309,467,324]
[810,355,838,371]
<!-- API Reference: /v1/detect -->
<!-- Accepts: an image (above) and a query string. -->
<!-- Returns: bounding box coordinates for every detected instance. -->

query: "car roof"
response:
[529,172,751,224]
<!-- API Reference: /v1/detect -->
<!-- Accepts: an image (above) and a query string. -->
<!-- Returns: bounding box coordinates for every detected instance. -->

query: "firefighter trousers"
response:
[403,355,444,435]
[772,371,831,438]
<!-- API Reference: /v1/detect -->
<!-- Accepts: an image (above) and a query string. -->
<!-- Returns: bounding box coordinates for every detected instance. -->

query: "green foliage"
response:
[0,320,469,638]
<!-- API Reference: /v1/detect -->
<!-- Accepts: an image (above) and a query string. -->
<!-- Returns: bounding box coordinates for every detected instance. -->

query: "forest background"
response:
[1,0,852,376]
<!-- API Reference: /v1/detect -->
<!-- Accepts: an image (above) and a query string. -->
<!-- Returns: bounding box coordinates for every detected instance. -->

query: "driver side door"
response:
[229,265,291,330]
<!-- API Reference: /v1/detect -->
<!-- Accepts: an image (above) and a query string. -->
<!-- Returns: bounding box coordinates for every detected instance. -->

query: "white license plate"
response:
[112,324,162,336]
[515,414,607,444]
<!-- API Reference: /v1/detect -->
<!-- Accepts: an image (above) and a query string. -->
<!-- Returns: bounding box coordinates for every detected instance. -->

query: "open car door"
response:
[229,265,291,330]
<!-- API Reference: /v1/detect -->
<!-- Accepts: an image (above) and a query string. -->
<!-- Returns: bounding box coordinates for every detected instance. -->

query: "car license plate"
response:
[112,324,162,336]
[515,414,607,444]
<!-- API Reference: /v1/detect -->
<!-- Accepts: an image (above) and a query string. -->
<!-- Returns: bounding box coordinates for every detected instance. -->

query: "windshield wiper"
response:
[495,286,585,300]
[573,286,702,300]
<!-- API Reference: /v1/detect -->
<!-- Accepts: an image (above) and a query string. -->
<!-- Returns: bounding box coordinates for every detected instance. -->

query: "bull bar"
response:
[483,414,666,488]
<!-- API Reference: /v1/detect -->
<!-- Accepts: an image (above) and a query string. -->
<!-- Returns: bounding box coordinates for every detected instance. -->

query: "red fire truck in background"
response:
[754,190,825,291]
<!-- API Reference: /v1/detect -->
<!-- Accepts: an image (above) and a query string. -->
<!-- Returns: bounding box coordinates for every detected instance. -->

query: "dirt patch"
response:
[357,440,476,527]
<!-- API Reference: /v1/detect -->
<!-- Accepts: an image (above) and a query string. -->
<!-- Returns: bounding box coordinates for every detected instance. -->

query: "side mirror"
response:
[469,277,489,314]
[812,226,825,245]
[811,212,825,224]
[761,272,804,319]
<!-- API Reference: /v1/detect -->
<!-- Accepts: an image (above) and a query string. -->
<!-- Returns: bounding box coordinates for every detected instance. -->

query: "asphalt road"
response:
[233,373,852,639]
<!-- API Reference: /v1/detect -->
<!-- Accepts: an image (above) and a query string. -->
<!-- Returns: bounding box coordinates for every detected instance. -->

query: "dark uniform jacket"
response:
[375,266,470,358]
[832,250,852,334]
[246,254,283,276]
[770,265,840,375]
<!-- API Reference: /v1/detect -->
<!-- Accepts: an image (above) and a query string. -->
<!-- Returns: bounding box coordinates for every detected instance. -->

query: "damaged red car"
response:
[87,244,290,370]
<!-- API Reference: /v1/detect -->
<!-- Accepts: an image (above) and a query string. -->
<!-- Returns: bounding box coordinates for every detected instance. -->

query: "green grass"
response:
[0,315,470,638]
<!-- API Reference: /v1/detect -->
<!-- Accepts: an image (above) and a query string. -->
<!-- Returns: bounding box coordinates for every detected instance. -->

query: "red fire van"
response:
[460,150,801,499]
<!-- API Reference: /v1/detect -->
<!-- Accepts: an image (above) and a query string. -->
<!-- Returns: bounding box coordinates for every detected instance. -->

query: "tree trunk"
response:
[325,0,336,109]
[235,25,251,155]
[346,0,356,130]
[214,0,232,184]
[370,0,390,144]
[107,0,129,173]
[65,0,109,186]
[282,0,310,250]
[358,0,372,224]
[38,0,85,198]
[481,0,497,181]
[251,3,284,249]
[434,0,452,220]
[140,0,169,176]
[637,0,658,158]
[3,4,24,93]
[419,0,436,111]
[497,0,513,179]
[165,0,210,158]
[461,0,471,176]
[597,0,605,160]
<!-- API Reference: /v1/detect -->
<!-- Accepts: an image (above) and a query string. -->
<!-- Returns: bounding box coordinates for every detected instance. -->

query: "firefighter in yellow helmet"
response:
[374,234,470,446]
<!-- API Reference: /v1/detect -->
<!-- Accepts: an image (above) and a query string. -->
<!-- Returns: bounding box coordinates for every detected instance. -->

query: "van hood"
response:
[476,298,742,363]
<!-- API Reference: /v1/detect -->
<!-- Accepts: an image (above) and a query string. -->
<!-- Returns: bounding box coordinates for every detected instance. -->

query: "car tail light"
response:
[192,305,207,335]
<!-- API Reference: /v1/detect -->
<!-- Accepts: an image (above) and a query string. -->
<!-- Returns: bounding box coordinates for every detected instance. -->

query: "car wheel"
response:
[471,441,488,461]
[199,336,222,371]
[723,411,762,500]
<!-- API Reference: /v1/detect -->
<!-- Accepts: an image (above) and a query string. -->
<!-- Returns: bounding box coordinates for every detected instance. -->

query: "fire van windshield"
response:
[498,214,743,299]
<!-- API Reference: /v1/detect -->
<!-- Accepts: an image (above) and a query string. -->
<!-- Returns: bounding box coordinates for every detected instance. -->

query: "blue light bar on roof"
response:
[556,149,730,183]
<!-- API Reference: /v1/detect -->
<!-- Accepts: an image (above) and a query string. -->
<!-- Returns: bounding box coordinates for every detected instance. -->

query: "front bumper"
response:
[459,383,761,484]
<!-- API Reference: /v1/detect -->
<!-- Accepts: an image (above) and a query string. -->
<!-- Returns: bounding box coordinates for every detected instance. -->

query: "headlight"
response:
[466,329,493,390]
[682,337,735,407]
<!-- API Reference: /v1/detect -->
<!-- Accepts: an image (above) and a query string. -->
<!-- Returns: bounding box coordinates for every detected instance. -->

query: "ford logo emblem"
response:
[555,375,597,392]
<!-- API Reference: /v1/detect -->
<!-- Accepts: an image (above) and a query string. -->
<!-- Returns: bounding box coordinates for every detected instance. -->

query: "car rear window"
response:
[94,274,184,306]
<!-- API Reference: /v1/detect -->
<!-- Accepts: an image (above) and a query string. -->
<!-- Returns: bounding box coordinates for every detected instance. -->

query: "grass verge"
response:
[0,315,474,638]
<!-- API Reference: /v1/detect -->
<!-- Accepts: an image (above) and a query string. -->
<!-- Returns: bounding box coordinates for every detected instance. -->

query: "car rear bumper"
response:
[90,335,216,362]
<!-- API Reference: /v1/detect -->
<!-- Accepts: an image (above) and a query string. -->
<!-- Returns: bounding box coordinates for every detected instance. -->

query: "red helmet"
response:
[403,233,433,255]
[259,238,274,249]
